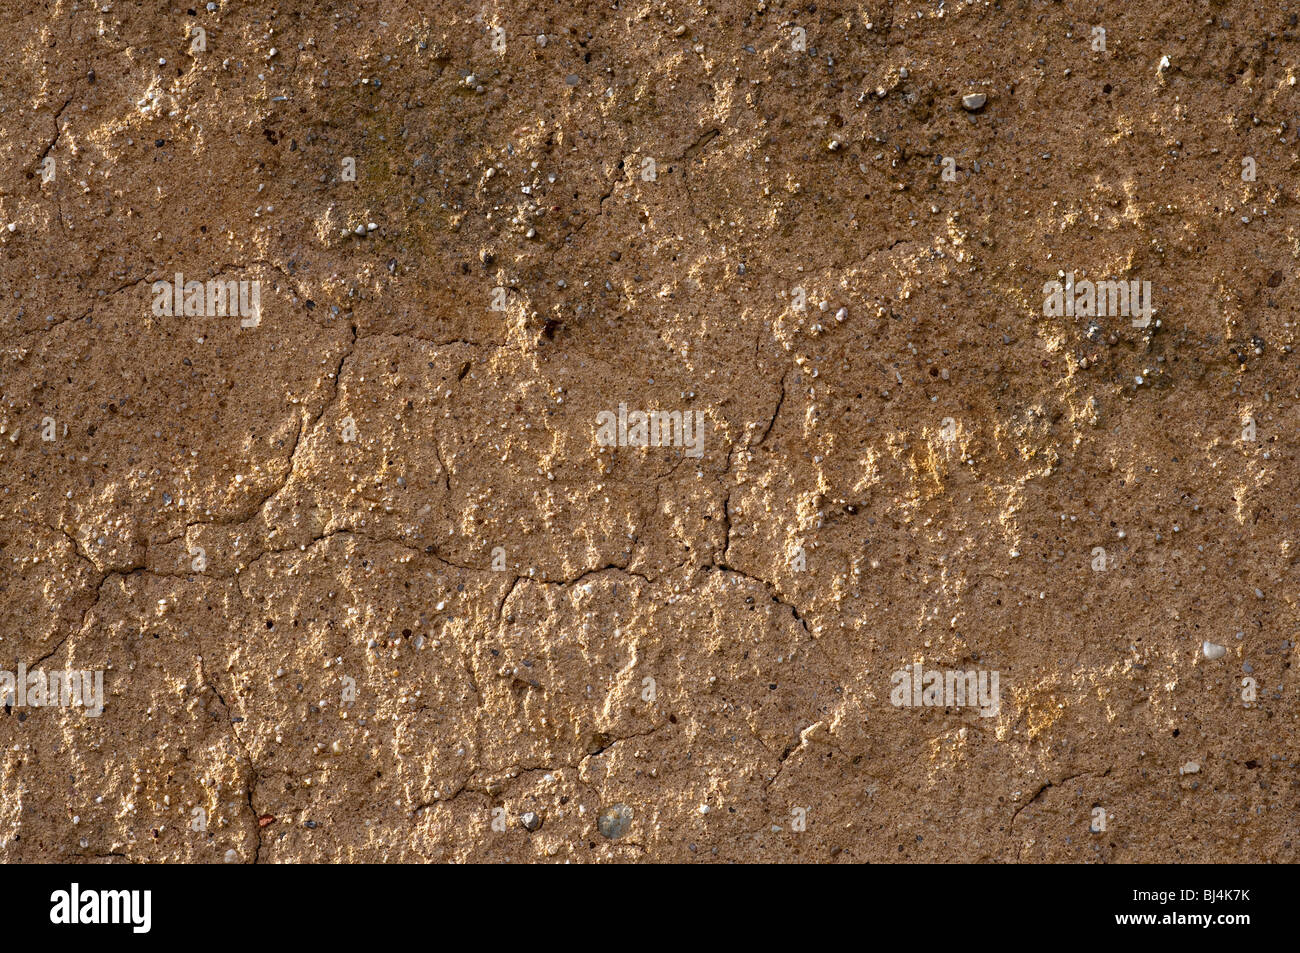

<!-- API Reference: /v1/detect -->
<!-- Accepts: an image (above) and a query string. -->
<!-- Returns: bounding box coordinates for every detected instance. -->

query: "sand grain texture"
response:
[1,0,1298,862]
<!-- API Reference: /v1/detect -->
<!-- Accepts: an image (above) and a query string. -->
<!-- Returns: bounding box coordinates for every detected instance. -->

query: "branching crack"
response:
[199,653,261,864]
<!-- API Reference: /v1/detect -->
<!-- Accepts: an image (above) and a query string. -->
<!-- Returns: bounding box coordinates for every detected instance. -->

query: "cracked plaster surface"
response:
[1,0,1299,862]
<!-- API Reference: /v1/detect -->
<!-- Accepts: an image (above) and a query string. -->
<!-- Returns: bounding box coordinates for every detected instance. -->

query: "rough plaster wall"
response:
[0,0,1298,861]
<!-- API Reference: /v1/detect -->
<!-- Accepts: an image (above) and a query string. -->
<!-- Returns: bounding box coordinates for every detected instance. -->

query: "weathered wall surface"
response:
[1,0,1297,862]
